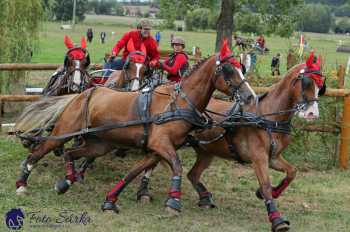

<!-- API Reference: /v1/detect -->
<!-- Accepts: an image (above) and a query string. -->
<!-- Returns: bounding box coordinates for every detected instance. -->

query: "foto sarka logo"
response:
[5,208,25,230]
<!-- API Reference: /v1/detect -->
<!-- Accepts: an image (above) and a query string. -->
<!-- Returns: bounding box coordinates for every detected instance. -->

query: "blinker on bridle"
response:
[214,54,247,99]
[292,69,324,111]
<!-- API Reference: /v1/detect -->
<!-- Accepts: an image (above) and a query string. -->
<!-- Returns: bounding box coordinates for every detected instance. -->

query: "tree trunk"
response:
[215,0,234,52]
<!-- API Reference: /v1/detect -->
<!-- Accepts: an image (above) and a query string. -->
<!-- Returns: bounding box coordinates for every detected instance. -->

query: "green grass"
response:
[0,136,350,232]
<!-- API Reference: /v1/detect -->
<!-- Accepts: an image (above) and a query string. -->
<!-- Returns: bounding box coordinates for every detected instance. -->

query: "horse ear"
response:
[81,36,86,49]
[306,50,314,68]
[64,35,74,49]
[316,55,321,68]
[140,43,147,56]
[220,38,232,59]
[127,38,136,52]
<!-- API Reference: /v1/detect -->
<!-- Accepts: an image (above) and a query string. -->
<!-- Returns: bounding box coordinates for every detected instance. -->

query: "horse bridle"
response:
[122,51,147,89]
[64,48,91,92]
[292,69,323,112]
[214,55,248,100]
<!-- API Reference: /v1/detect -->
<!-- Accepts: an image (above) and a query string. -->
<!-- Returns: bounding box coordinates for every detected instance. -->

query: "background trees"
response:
[0,0,43,94]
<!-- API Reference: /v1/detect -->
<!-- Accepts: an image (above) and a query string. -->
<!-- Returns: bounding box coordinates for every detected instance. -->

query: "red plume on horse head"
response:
[127,38,146,63]
[305,50,324,88]
[219,38,241,69]
[219,38,232,60]
[63,35,85,60]
[81,36,86,49]
[64,35,74,49]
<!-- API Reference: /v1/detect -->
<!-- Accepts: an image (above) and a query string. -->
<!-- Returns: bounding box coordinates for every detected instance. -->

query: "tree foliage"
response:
[185,8,217,31]
[298,4,333,33]
[87,0,124,16]
[0,0,43,93]
[334,18,350,33]
[334,3,350,17]
[52,0,88,22]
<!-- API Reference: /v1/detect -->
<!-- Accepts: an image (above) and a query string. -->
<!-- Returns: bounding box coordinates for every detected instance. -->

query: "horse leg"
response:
[251,151,290,232]
[102,155,160,213]
[152,146,183,215]
[256,156,297,200]
[16,139,65,195]
[136,163,158,203]
[74,157,96,182]
[55,137,113,194]
[187,148,215,209]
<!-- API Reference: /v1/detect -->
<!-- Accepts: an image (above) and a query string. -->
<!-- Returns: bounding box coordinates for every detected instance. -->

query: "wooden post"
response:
[336,65,345,166]
[340,96,350,169]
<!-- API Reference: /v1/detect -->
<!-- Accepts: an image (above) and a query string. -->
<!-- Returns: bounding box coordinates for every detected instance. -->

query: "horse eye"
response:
[222,64,234,75]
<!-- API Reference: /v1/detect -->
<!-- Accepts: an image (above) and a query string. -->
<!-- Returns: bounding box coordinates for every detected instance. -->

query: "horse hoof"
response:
[165,206,180,217]
[273,223,290,232]
[165,198,181,215]
[255,188,264,200]
[199,203,216,209]
[54,179,70,194]
[198,193,216,209]
[101,200,119,213]
[16,186,28,195]
[272,218,290,232]
[139,195,152,204]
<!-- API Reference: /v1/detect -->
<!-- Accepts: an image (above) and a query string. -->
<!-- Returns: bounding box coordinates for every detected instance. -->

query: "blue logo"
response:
[5,208,25,230]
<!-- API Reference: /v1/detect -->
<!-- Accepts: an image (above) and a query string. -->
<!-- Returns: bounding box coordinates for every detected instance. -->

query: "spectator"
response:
[87,28,93,43]
[155,31,161,45]
[271,53,281,76]
[100,32,106,44]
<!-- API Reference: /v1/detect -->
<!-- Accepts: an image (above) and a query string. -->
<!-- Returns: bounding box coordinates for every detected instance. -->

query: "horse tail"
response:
[15,94,78,135]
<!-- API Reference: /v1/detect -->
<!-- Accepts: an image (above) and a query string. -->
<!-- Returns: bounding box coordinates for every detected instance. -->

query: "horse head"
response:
[292,51,325,121]
[122,39,147,90]
[213,39,256,105]
[63,35,91,93]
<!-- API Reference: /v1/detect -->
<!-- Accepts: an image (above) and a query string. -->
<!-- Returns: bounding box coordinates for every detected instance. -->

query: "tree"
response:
[53,0,87,22]
[215,0,234,51]
[215,0,303,51]
[0,0,43,94]
[298,4,333,33]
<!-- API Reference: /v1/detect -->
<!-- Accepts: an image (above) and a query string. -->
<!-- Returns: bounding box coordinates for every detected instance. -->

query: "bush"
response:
[185,8,216,31]
[298,4,333,33]
[334,4,350,17]
[234,12,263,34]
[334,18,350,33]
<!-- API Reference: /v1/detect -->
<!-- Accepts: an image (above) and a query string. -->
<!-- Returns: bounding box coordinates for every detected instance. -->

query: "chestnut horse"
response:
[103,39,149,91]
[135,51,325,231]
[15,41,256,215]
[43,36,91,96]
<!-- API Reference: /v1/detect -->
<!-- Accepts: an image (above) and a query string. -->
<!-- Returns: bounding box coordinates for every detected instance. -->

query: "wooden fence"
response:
[0,63,349,169]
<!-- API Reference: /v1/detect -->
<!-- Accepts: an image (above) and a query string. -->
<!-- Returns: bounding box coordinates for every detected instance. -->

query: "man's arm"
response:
[112,32,130,56]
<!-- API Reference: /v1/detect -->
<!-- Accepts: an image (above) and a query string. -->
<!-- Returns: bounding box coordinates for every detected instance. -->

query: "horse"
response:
[15,40,257,215]
[134,51,325,231]
[43,36,91,96]
[102,39,150,91]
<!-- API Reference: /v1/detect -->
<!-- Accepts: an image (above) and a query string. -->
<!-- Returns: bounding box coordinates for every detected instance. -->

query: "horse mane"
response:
[259,63,304,99]
[183,56,211,78]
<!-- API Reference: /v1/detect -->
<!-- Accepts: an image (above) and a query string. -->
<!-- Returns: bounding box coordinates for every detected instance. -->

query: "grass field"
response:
[1,137,350,232]
[1,15,350,232]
